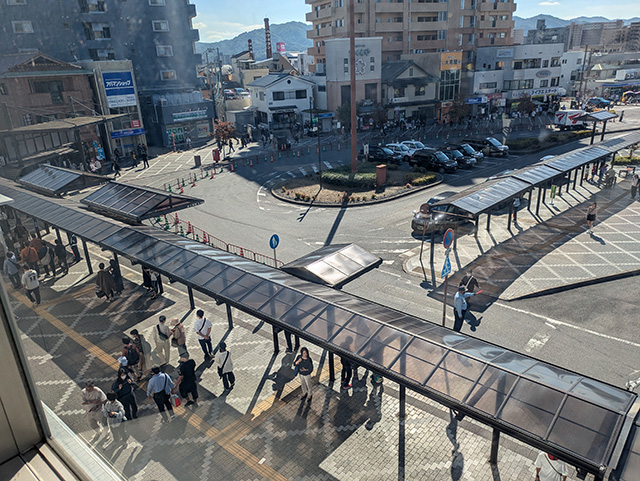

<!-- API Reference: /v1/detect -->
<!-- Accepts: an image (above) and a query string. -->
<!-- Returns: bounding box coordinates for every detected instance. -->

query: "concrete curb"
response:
[270,175,444,208]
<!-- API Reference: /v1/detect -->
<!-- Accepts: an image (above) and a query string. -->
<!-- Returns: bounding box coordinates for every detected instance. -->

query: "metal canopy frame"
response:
[281,243,382,288]
[575,111,618,122]
[17,165,110,196]
[598,132,640,153]
[543,146,611,173]
[0,179,636,476]
[80,181,204,224]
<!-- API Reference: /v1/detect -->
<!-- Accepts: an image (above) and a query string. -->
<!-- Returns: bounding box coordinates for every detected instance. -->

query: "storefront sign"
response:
[615,69,640,81]
[517,87,559,97]
[440,52,463,71]
[131,120,141,128]
[536,70,552,78]
[197,123,209,138]
[486,92,503,100]
[172,110,208,122]
[110,128,145,139]
[496,48,514,59]
[276,42,285,53]
[390,97,409,104]
[102,71,137,108]
[465,96,488,105]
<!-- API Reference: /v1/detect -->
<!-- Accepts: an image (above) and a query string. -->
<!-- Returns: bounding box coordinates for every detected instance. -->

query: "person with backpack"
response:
[153,315,171,366]
[3,251,21,288]
[20,241,40,276]
[214,342,235,392]
[111,367,138,420]
[122,336,142,380]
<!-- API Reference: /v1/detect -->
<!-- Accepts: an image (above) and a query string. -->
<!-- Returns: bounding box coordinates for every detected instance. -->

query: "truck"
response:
[554,110,587,131]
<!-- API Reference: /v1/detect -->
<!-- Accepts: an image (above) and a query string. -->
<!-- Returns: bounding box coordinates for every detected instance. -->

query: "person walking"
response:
[294,347,314,401]
[122,336,142,380]
[3,251,21,288]
[153,315,171,366]
[21,264,41,305]
[512,197,521,223]
[146,366,175,423]
[69,234,81,263]
[20,242,40,276]
[534,451,568,481]
[228,138,235,153]
[96,262,116,301]
[149,269,161,299]
[54,239,69,275]
[173,354,199,406]
[452,286,477,332]
[112,159,122,179]
[586,202,597,234]
[459,270,479,294]
[194,309,213,361]
[81,381,107,435]
[14,219,29,245]
[142,146,149,169]
[38,242,56,278]
[631,174,639,200]
[340,355,353,390]
[103,392,127,445]
[111,367,138,420]
[130,329,150,377]
[215,342,235,391]
[109,259,124,294]
[170,317,188,358]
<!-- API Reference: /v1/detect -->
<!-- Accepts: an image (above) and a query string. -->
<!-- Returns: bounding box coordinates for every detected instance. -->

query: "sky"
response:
[191,0,640,42]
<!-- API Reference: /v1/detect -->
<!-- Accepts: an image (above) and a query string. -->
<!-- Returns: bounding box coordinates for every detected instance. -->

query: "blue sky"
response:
[191,0,640,42]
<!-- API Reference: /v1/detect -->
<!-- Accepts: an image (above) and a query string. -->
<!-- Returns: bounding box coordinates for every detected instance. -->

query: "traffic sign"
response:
[269,234,280,250]
[441,255,452,279]
[443,228,455,249]
[420,203,431,215]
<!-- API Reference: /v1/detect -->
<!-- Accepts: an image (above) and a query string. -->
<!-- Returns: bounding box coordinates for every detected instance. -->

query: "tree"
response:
[448,95,471,123]
[372,104,389,129]
[211,119,236,158]
[517,94,536,115]
[336,102,361,131]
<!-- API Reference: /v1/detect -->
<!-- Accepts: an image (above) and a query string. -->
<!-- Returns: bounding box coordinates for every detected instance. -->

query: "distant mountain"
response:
[197,21,312,62]
[515,15,640,32]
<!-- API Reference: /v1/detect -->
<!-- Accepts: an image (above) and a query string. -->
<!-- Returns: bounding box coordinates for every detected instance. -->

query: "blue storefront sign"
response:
[465,96,488,105]
[102,71,137,108]
[111,128,145,139]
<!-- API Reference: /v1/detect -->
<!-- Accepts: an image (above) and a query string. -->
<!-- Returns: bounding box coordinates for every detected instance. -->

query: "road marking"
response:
[523,332,550,353]
[323,161,332,169]
[382,260,395,265]
[495,302,640,348]
[298,167,307,176]
[287,171,296,178]
[312,166,318,174]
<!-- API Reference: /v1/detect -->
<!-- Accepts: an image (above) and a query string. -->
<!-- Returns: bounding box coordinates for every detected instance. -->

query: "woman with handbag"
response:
[170,318,188,358]
[294,347,314,401]
[214,342,235,391]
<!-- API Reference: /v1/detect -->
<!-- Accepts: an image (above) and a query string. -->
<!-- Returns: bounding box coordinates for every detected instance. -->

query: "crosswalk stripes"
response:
[287,171,296,178]
[312,166,318,174]
[323,161,332,169]
[299,167,307,176]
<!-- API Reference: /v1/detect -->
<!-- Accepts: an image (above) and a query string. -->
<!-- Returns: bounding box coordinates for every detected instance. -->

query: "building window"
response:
[79,0,106,12]
[470,16,476,27]
[365,83,377,101]
[460,17,464,28]
[417,34,437,41]
[149,0,165,4]
[550,57,560,67]
[503,79,534,90]
[0,83,7,95]
[88,48,115,60]
[156,45,173,57]
[344,58,349,73]
[273,91,284,101]
[12,20,33,33]
[437,30,446,40]
[550,77,559,86]
[7,0,27,4]
[458,34,463,46]
[417,16,437,22]
[540,79,549,87]
[438,12,447,21]
[415,86,425,96]
[513,61,523,70]
[152,20,170,32]
[160,70,176,81]
[295,89,307,99]
[318,85,326,92]
[479,82,497,89]
[440,69,460,101]
[576,58,582,65]
[469,33,475,44]
[394,87,405,98]
[409,67,414,77]
[83,22,110,39]
[32,80,64,104]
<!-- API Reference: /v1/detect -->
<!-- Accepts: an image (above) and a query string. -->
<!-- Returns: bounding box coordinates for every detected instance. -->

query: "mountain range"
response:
[514,15,640,31]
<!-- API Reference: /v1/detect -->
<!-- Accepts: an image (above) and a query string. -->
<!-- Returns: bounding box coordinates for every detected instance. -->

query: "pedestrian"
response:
[81,381,107,436]
[599,163,607,184]
[215,341,235,391]
[619,110,624,122]
[103,392,127,445]
[173,354,199,405]
[149,269,161,299]
[340,355,353,390]
[96,262,116,301]
[69,234,81,263]
[146,366,175,423]
[591,163,598,181]
[21,264,41,305]
[54,239,69,274]
[29,232,44,252]
[186,137,192,150]
[153,315,171,366]
[142,266,152,292]
[170,317,188,358]
[294,347,314,401]
[20,241,40,276]
[14,219,29,245]
[535,451,568,481]
[114,148,122,165]
[0,208,10,236]
[459,269,479,294]
[228,138,235,153]
[111,368,138,420]
[112,158,121,178]
[38,242,56,278]
[122,336,142,380]
[109,258,124,293]
[3,251,21,288]
[512,197,521,222]
[586,202,597,234]
[632,174,639,199]
[194,309,213,361]
[142,150,149,169]
[130,329,150,376]
[452,286,477,332]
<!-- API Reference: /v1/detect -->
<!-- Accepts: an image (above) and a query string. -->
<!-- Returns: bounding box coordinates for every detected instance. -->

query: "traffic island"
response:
[271,163,441,207]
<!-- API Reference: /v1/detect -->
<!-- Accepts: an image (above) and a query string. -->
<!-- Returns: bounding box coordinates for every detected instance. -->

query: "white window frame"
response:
[7,0,27,4]
[156,45,173,57]
[149,0,166,4]
[12,20,33,33]
[152,20,169,32]
[160,70,176,81]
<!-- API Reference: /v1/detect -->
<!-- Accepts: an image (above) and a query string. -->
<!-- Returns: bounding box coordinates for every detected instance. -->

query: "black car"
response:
[411,149,458,173]
[411,191,457,234]
[357,145,401,163]
[411,192,474,235]
[462,137,509,157]
[443,149,476,169]
[457,143,484,163]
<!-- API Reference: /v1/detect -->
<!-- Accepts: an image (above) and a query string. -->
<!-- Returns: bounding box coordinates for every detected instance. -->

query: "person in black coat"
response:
[109,259,124,293]
[111,367,138,420]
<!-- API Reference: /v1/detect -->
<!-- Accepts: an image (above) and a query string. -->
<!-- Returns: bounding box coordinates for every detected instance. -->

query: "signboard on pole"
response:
[441,255,452,279]
[270,234,280,264]
[443,228,455,249]
[102,72,137,108]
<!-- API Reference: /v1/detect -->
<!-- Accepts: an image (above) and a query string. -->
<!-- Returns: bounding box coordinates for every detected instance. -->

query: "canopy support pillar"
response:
[490,429,500,465]
[573,168,578,190]
[272,325,280,353]
[590,122,597,145]
[527,189,532,211]
[329,352,335,382]
[507,203,513,230]
[398,385,406,481]
[600,120,608,142]
[82,239,92,274]
[536,187,542,216]
[187,286,195,310]
[486,213,491,231]
[226,304,233,330]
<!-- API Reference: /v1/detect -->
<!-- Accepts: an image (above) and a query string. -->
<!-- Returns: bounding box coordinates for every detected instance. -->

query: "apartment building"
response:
[305,0,515,77]
[526,19,629,53]
[0,0,211,147]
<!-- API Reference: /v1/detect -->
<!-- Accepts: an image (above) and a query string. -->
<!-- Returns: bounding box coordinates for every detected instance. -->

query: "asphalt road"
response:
[129,106,640,390]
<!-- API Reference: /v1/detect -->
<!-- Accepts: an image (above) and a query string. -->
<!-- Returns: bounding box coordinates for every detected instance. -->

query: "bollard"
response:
[168,184,172,192]
[337,143,341,151]
[271,154,275,162]
[240,248,244,257]
[195,233,199,242]
[180,184,184,194]
[180,225,185,237]
[250,158,253,167]
[203,232,208,243]
[187,221,192,234]
[175,213,180,225]
[182,178,186,187]
[297,150,301,157]
[210,170,214,179]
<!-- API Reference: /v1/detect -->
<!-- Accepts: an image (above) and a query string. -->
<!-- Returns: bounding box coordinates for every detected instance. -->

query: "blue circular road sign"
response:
[443,228,454,249]
[269,234,280,250]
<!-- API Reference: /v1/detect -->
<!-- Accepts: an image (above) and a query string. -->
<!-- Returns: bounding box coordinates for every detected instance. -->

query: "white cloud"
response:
[538,1,560,5]
[193,21,207,30]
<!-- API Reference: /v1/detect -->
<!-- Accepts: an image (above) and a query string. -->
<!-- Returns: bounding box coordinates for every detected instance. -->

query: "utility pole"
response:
[349,0,357,173]
[577,45,589,103]
[312,96,322,188]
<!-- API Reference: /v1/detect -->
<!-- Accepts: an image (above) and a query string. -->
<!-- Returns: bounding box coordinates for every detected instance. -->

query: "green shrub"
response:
[403,172,437,186]
[613,156,640,166]
[322,170,377,188]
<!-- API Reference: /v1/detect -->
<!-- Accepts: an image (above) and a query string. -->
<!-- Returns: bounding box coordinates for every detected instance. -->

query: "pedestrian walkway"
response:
[404,174,640,302]
[5,231,597,480]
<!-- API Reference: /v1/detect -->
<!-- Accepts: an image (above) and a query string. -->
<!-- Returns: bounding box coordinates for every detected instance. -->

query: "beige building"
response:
[305,0,515,76]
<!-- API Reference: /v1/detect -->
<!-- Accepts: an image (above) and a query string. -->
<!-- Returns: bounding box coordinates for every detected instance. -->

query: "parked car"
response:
[385,143,413,162]
[223,89,236,99]
[457,143,484,163]
[357,145,402,163]
[411,149,458,173]
[463,137,509,157]
[411,192,474,235]
[443,149,476,169]
[401,140,427,152]
[411,191,457,234]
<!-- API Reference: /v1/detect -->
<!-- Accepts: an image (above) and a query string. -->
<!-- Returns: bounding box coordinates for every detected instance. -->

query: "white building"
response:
[246,74,316,130]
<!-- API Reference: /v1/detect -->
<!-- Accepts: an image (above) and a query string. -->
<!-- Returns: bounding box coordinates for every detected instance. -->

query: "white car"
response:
[402,140,427,153]
[386,143,414,162]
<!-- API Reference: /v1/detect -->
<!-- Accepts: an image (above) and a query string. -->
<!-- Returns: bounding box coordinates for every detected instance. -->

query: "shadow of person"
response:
[590,232,606,245]
[364,384,383,431]
[270,352,296,393]
[465,312,483,332]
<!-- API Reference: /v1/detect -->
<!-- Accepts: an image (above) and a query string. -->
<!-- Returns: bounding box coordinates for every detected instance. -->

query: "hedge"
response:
[321,171,377,188]
[404,172,437,186]
[613,156,640,166]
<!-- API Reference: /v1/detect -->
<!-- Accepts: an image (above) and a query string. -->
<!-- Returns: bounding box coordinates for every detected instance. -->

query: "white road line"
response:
[299,167,307,176]
[495,302,640,348]
[312,166,318,174]
[287,171,296,178]
[323,161,332,169]
[382,260,395,265]
[523,331,550,353]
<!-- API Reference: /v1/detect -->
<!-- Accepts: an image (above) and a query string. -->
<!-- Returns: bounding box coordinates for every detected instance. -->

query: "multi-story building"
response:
[305,0,516,90]
[0,0,211,147]
[526,19,628,53]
